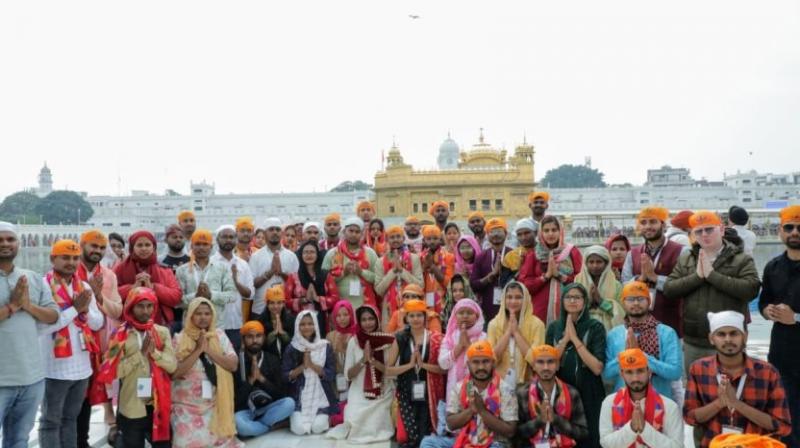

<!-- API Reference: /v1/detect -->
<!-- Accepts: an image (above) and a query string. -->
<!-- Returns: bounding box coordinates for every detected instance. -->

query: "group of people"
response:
[0,192,798,448]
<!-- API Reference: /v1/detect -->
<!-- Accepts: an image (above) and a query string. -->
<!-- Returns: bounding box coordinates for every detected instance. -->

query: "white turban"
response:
[515,218,538,233]
[263,217,282,230]
[343,217,363,231]
[707,311,745,334]
[303,221,321,233]
[215,224,236,236]
[0,221,17,236]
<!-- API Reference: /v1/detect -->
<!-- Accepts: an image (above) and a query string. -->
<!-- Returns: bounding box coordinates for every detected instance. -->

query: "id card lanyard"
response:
[412,330,429,379]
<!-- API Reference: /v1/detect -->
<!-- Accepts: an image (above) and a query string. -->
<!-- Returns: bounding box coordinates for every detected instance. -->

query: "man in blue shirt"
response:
[603,281,683,402]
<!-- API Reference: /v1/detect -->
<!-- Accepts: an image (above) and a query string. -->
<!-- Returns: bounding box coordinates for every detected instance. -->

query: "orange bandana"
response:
[689,210,722,228]
[618,348,648,370]
[265,284,285,302]
[191,229,213,245]
[51,240,81,256]
[240,320,265,335]
[235,217,255,231]
[467,340,494,360]
[485,218,507,233]
[636,207,669,222]
[529,344,559,360]
[528,191,550,203]
[80,230,108,246]
[621,281,650,300]
[177,210,195,222]
[779,205,800,225]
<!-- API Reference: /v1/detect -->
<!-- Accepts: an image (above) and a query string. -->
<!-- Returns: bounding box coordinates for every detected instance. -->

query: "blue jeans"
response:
[781,370,800,448]
[235,397,295,438]
[420,435,504,448]
[0,380,45,448]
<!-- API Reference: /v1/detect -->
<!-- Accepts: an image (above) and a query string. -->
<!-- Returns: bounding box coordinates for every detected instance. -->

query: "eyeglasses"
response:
[623,296,649,304]
[488,229,507,237]
[562,295,584,302]
[782,224,800,233]
[692,227,717,236]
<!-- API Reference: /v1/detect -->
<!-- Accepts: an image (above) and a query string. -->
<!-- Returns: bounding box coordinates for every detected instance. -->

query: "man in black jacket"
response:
[234,320,295,438]
[759,205,800,448]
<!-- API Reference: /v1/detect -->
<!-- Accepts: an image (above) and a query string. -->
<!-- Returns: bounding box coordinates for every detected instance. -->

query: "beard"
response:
[245,345,263,355]
[628,381,647,393]
[220,242,235,251]
[471,368,493,381]
[644,229,663,242]
[168,242,185,252]
[786,239,800,250]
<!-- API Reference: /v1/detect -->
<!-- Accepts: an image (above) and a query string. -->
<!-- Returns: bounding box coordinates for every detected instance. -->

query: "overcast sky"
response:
[1,0,798,199]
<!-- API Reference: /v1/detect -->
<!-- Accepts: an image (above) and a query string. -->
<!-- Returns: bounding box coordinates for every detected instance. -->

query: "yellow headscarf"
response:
[177,297,236,438]
[487,281,545,384]
[575,245,624,331]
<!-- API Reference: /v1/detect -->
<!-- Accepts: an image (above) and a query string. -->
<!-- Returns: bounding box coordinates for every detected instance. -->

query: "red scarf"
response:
[611,385,665,447]
[76,262,112,405]
[626,315,661,358]
[355,305,395,399]
[381,249,414,316]
[454,373,502,448]
[47,272,99,359]
[527,378,575,447]
[97,288,171,442]
[114,231,166,288]
[331,241,378,310]
[421,247,447,312]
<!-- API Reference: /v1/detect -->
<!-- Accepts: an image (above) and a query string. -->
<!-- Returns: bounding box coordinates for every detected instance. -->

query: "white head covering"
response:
[708,311,746,334]
[343,217,364,231]
[0,221,17,236]
[215,224,236,236]
[263,217,282,230]
[515,218,538,233]
[302,221,321,233]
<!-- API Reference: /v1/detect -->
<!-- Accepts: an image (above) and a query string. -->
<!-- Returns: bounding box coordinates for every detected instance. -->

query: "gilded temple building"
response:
[374,130,535,222]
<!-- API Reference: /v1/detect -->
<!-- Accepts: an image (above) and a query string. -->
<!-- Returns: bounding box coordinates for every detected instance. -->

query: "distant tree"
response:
[0,191,42,224]
[330,180,373,192]
[540,164,606,188]
[34,191,94,224]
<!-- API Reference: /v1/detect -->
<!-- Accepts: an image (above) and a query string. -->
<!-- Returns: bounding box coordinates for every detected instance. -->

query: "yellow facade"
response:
[374,132,535,222]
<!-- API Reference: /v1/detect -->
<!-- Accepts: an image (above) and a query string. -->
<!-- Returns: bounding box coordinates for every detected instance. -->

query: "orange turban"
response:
[51,239,81,257]
[485,218,508,233]
[529,344,559,360]
[710,434,786,448]
[528,191,550,203]
[621,281,650,300]
[467,340,495,360]
[386,225,404,237]
[403,299,428,313]
[467,211,485,221]
[240,320,265,335]
[80,230,108,246]
[235,217,255,231]
[779,205,800,225]
[324,213,341,224]
[636,207,669,222]
[422,225,442,238]
[265,284,285,302]
[178,210,195,222]
[191,229,213,245]
[618,348,648,371]
[402,284,425,298]
[356,201,375,213]
[405,216,420,224]
[689,210,722,229]
[670,210,694,230]
[430,201,449,216]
